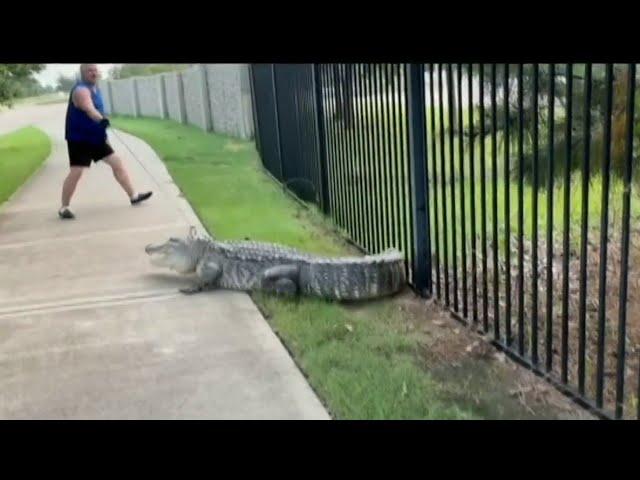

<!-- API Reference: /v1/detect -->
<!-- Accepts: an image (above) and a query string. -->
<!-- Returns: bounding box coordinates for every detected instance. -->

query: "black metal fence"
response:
[249,63,640,420]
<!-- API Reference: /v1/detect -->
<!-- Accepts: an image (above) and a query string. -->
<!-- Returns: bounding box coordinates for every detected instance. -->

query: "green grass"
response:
[112,115,479,420]
[0,127,52,205]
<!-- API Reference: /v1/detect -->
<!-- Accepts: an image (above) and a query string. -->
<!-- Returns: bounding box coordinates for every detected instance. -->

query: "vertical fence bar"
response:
[361,64,375,252]
[343,65,357,241]
[447,64,459,312]
[320,67,335,217]
[311,69,323,202]
[403,65,417,284]
[299,71,312,196]
[615,63,635,419]
[364,64,379,253]
[491,64,500,340]
[479,64,489,332]
[578,63,592,396]
[384,65,398,256]
[248,67,262,158]
[375,65,388,252]
[291,71,303,195]
[355,64,370,250]
[561,63,573,384]
[438,64,450,306]
[517,64,525,356]
[382,65,394,252]
[429,65,442,299]
[468,64,479,324]
[329,66,346,228]
[354,65,367,247]
[407,63,430,294]
[348,65,361,246]
[458,64,468,318]
[325,66,342,227]
[393,64,406,269]
[341,64,355,236]
[399,66,412,280]
[271,65,285,181]
[335,65,350,231]
[344,65,361,246]
[503,64,512,345]
[531,63,540,366]
[371,65,384,250]
[313,65,331,215]
[595,63,614,409]
[546,63,555,373]
[340,64,357,238]
[372,64,385,254]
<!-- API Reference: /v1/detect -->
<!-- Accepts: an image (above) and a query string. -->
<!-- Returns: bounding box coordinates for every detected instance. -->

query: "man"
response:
[59,64,152,219]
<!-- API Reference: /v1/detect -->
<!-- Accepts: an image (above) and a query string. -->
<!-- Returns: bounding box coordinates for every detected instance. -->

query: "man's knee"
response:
[104,154,125,174]
[68,167,85,180]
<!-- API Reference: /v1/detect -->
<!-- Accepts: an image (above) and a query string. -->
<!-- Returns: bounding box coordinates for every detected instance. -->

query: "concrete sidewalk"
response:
[0,104,330,419]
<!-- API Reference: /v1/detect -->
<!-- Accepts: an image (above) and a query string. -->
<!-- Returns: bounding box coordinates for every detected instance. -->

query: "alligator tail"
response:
[300,249,407,301]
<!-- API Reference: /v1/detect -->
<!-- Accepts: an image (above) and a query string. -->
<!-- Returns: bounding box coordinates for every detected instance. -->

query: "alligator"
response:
[144,227,407,301]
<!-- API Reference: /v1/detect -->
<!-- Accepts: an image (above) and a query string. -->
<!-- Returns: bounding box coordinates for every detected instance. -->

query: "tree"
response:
[56,74,77,93]
[0,64,45,106]
[108,64,190,80]
[13,76,50,98]
[458,63,635,185]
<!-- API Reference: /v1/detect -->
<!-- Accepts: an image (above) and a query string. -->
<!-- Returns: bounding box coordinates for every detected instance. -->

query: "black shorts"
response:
[67,140,114,167]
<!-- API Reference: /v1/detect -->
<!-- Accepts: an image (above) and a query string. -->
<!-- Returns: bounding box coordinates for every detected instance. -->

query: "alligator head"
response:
[145,226,201,274]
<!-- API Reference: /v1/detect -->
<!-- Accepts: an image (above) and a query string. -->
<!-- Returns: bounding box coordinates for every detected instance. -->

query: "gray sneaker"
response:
[58,207,75,219]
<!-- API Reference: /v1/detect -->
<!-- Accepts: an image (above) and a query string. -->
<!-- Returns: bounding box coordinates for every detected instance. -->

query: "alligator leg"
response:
[260,265,300,296]
[273,278,298,297]
[180,258,222,295]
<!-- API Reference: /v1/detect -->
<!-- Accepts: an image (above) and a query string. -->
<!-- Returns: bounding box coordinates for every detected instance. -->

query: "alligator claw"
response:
[180,285,203,295]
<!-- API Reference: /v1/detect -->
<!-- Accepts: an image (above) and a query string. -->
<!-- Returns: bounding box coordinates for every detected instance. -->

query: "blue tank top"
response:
[65,81,107,144]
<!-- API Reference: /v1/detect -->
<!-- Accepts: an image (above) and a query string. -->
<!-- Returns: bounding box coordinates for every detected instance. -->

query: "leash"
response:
[109,128,163,191]
[108,127,198,230]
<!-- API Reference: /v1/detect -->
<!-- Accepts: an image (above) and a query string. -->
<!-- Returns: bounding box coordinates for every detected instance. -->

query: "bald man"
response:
[59,64,152,219]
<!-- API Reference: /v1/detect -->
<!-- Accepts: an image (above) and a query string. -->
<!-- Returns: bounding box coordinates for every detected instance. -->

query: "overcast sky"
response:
[35,64,120,87]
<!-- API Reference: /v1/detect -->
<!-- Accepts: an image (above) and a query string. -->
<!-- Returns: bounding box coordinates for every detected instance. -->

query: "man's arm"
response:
[72,87,105,123]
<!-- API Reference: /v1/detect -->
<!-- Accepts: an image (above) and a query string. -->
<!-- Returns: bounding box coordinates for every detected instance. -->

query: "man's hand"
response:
[99,118,110,129]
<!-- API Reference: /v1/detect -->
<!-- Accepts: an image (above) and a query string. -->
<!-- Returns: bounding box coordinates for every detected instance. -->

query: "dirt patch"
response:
[223,141,249,153]
[391,291,596,419]
[433,226,640,418]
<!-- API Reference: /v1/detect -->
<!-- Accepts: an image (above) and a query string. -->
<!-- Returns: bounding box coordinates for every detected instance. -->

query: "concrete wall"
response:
[136,76,164,118]
[101,64,254,140]
[181,65,211,131]
[162,72,185,124]
[109,78,138,117]
[204,64,254,139]
[100,80,112,115]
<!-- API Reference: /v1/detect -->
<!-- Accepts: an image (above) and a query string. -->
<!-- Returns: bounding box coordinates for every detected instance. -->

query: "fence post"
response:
[132,78,141,117]
[107,81,114,115]
[177,72,187,124]
[101,80,112,115]
[271,64,285,181]
[159,74,168,119]
[239,64,255,140]
[200,65,214,131]
[312,64,331,215]
[248,65,262,156]
[406,63,432,296]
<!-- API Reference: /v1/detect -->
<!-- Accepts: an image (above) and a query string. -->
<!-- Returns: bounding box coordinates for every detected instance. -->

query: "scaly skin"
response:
[145,228,407,301]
